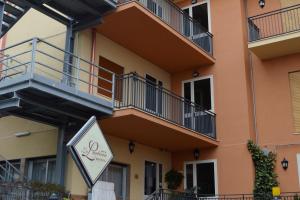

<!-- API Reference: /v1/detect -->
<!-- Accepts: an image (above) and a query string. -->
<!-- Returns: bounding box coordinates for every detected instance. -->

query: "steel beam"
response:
[0,1,5,36]
[62,23,75,86]
[55,124,67,185]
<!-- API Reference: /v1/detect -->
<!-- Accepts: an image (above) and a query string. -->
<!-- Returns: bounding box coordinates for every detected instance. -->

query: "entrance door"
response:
[100,163,128,200]
[144,161,162,199]
[183,76,214,134]
[184,160,217,197]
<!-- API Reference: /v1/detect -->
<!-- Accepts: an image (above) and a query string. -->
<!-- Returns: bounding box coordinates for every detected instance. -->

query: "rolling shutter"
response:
[289,71,300,132]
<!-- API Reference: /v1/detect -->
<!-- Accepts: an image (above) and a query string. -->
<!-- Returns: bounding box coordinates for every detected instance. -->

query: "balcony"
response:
[0,38,115,126]
[100,73,217,152]
[248,4,300,59]
[96,0,215,73]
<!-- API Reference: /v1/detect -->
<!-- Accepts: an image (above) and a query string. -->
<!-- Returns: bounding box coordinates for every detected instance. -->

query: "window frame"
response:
[143,160,163,197]
[182,75,215,112]
[181,0,212,33]
[27,156,56,184]
[183,159,218,197]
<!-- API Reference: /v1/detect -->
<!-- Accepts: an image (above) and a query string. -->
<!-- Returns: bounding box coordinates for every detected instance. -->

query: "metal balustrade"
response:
[0,38,115,102]
[118,0,213,55]
[146,189,300,200]
[115,73,216,139]
[248,4,300,42]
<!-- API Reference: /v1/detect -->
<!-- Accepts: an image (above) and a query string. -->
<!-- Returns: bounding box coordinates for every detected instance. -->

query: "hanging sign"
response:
[67,116,113,188]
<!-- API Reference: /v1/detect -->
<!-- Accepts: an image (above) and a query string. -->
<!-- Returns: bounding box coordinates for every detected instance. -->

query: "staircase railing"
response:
[0,155,25,183]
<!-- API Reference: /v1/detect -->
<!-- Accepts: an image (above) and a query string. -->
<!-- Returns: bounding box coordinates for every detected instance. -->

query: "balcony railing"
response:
[114,73,216,139]
[248,4,300,42]
[0,38,115,102]
[147,189,300,200]
[118,0,213,55]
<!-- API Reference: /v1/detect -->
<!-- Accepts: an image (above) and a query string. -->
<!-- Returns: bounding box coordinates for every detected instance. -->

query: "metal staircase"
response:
[0,0,30,37]
[0,155,25,183]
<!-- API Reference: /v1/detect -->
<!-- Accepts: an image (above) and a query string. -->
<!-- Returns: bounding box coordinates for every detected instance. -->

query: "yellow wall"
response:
[77,29,171,91]
[0,116,57,160]
[5,9,66,47]
[280,0,300,7]
[65,134,171,200]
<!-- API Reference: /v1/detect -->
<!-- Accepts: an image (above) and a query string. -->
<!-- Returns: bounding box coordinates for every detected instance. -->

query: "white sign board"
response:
[67,116,113,188]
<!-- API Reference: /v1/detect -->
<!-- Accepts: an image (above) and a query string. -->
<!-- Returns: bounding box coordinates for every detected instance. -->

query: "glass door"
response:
[100,163,128,200]
[185,161,217,197]
[145,75,163,115]
[183,76,214,134]
[144,161,162,199]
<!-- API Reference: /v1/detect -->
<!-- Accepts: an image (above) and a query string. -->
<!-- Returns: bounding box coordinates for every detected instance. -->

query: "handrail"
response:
[0,38,116,100]
[115,73,216,138]
[248,4,300,42]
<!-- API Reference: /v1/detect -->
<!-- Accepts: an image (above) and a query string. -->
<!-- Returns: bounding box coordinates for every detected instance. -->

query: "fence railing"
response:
[248,4,300,42]
[115,73,216,139]
[118,0,213,55]
[0,38,115,101]
[147,189,300,200]
[0,183,66,200]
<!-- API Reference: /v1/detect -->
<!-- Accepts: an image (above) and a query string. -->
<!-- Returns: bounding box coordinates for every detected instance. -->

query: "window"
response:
[297,154,300,186]
[98,56,124,100]
[289,71,300,132]
[100,163,129,200]
[144,161,163,196]
[27,157,56,184]
[184,160,218,197]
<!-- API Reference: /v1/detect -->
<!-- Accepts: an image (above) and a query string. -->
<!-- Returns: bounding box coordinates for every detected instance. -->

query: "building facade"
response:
[0,0,299,199]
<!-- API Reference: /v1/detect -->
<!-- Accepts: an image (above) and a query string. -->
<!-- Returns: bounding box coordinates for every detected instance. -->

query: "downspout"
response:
[89,28,97,94]
[244,0,259,144]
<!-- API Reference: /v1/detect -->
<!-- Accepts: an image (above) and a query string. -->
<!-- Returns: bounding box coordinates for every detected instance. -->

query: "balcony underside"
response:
[249,31,300,59]
[0,73,113,126]
[100,108,218,152]
[96,2,215,73]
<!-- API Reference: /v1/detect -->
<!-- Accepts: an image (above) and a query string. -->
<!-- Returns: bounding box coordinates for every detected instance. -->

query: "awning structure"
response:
[0,0,117,37]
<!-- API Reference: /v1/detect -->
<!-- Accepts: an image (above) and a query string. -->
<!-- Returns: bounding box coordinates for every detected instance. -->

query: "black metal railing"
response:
[146,189,300,200]
[0,183,66,200]
[118,0,213,55]
[248,4,300,42]
[114,73,216,139]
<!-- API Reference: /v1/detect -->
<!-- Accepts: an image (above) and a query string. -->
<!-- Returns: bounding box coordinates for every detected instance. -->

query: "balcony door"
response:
[183,75,214,134]
[100,163,128,200]
[145,74,163,115]
[182,1,212,53]
[144,161,163,199]
[184,160,218,197]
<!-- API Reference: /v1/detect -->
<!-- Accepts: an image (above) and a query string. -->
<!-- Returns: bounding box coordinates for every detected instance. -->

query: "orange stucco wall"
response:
[246,0,300,192]
[171,0,300,194]
[171,0,256,195]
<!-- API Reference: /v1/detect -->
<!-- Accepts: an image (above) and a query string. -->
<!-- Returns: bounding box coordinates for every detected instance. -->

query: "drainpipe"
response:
[244,0,259,144]
[89,28,97,94]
